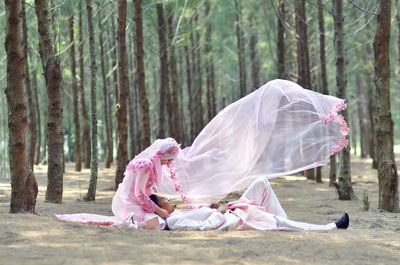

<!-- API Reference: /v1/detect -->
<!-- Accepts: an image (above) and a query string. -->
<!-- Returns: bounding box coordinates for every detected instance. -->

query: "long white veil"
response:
[157,80,349,204]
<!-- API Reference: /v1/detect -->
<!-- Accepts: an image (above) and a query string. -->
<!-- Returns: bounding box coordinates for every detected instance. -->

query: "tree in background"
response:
[332,0,354,200]
[374,0,399,212]
[5,0,38,212]
[35,0,64,203]
[69,15,82,172]
[115,0,129,189]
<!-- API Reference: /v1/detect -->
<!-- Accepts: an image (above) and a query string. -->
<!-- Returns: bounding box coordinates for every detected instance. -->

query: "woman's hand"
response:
[209,203,220,209]
[155,206,170,219]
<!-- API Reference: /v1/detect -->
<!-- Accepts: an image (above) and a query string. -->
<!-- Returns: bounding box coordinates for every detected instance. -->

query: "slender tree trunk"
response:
[98,12,112,168]
[5,0,38,213]
[234,0,246,98]
[127,32,135,158]
[115,0,129,189]
[317,0,328,184]
[79,3,91,169]
[295,0,314,180]
[110,12,119,155]
[134,0,150,149]
[35,0,64,203]
[33,70,41,165]
[277,0,285,79]
[69,16,82,171]
[157,3,169,138]
[374,0,399,212]
[167,12,182,143]
[204,1,217,121]
[332,0,354,200]
[184,44,195,143]
[356,73,369,158]
[84,0,99,201]
[22,2,36,170]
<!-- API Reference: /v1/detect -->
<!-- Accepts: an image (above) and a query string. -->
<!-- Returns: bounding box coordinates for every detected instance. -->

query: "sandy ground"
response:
[1,155,400,265]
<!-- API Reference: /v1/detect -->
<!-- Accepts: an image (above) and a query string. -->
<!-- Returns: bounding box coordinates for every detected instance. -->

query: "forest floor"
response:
[1,155,400,265]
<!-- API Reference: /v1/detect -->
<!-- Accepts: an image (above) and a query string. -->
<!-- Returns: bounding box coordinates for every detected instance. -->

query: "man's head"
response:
[150,194,176,214]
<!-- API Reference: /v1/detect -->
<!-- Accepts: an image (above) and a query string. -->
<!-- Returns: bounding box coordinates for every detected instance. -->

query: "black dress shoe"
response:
[335,212,349,229]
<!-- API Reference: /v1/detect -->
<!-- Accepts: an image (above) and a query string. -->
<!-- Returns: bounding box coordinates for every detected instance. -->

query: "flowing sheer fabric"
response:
[157,79,349,204]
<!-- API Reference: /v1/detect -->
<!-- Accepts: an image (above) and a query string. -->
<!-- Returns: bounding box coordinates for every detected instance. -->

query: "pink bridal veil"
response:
[157,79,350,204]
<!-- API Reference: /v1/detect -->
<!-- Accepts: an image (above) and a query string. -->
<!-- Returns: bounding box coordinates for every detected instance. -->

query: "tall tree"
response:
[332,0,354,200]
[69,16,82,172]
[79,2,91,169]
[98,11,113,168]
[234,0,246,98]
[134,0,151,149]
[295,0,314,180]
[317,0,329,184]
[374,0,399,212]
[167,10,183,143]
[355,73,370,158]
[22,1,36,170]
[115,0,129,189]
[35,0,64,203]
[184,43,195,143]
[84,0,99,201]
[5,0,38,213]
[276,0,285,79]
[156,3,169,139]
[33,69,41,165]
[204,1,217,121]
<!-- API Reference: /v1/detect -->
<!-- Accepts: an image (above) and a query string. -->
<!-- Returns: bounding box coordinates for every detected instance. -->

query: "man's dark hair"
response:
[149,194,159,206]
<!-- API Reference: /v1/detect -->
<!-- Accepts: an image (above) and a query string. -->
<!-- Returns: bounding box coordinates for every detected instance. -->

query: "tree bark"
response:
[69,16,82,171]
[374,0,399,212]
[234,0,246,98]
[98,12,112,168]
[167,11,183,143]
[355,73,369,158]
[84,0,99,201]
[317,0,328,184]
[115,0,129,189]
[22,1,36,170]
[133,0,150,150]
[277,0,285,79]
[35,0,64,203]
[5,0,38,213]
[33,70,41,165]
[78,3,91,169]
[157,3,169,139]
[184,43,195,143]
[332,0,354,200]
[295,0,314,180]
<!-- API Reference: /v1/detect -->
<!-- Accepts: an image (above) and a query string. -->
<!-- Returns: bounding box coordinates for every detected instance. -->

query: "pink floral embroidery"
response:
[321,100,351,165]
[167,164,194,209]
[137,191,156,213]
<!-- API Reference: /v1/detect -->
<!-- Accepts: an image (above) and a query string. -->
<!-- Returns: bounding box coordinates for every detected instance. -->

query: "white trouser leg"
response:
[241,178,287,218]
[274,216,337,231]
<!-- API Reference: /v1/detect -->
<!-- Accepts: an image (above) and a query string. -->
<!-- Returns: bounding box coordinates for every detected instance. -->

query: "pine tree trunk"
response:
[234,0,246,98]
[84,0,99,201]
[69,16,82,171]
[332,0,354,200]
[33,70,41,165]
[22,2,36,170]
[317,0,328,184]
[184,44,195,144]
[295,0,314,180]
[35,0,64,203]
[115,0,129,189]
[204,2,216,122]
[79,3,91,169]
[157,3,169,138]
[277,0,285,79]
[374,0,399,212]
[6,0,38,213]
[98,12,112,168]
[128,32,135,158]
[355,73,369,158]
[167,12,183,143]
